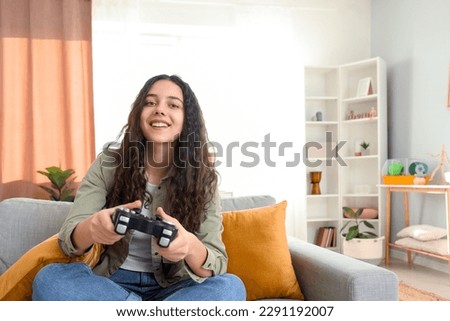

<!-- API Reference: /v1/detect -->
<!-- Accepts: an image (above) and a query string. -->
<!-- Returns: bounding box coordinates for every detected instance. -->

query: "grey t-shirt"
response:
[120,182,158,272]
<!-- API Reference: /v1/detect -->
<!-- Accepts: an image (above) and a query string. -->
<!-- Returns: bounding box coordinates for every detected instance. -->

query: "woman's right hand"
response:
[71,200,142,254]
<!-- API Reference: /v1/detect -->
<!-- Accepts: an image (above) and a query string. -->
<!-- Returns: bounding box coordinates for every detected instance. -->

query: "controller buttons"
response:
[119,216,130,223]
[159,237,170,247]
[115,216,130,234]
[116,223,128,234]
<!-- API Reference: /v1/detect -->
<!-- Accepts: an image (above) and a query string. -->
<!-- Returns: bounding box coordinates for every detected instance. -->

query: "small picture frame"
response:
[356,77,373,97]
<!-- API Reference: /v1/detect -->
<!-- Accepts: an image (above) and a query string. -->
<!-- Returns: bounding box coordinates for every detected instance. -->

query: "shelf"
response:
[306,194,339,198]
[305,96,338,101]
[342,193,379,197]
[305,121,338,126]
[341,117,378,125]
[303,57,387,254]
[342,94,378,103]
[342,217,379,222]
[307,218,339,223]
[389,243,449,261]
[343,155,378,160]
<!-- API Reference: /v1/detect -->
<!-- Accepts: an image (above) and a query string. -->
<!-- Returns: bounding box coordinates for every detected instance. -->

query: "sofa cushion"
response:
[0,198,72,274]
[221,200,304,300]
[0,235,103,300]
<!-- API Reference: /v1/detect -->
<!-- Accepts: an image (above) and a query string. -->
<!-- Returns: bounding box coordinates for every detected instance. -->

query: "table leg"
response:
[446,189,450,280]
[403,192,412,264]
[385,188,391,265]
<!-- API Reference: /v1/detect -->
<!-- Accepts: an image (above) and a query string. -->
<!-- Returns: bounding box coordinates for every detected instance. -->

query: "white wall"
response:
[372,0,450,271]
[92,0,371,237]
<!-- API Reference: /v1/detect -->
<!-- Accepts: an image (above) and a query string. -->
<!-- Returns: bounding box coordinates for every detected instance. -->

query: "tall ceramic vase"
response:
[310,171,322,195]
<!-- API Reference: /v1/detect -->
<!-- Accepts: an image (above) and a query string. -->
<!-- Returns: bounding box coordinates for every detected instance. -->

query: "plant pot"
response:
[342,236,384,265]
[361,148,370,156]
[413,176,427,185]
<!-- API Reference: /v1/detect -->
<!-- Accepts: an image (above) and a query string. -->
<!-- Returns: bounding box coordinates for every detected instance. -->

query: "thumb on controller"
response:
[115,200,142,212]
[155,207,176,224]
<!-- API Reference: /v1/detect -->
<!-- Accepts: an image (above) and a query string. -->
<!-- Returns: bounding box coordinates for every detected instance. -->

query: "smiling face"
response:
[140,79,185,143]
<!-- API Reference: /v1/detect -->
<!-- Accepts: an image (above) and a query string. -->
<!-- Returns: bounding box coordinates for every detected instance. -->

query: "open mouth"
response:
[150,121,170,128]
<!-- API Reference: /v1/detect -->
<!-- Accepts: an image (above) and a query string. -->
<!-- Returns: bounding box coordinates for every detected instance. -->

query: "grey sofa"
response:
[0,196,398,300]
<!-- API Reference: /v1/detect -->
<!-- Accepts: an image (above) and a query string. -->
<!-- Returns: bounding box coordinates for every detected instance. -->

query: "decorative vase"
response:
[310,171,322,195]
[316,111,323,121]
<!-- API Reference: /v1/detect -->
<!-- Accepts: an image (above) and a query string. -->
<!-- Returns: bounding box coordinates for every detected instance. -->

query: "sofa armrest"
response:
[0,198,72,275]
[288,236,398,301]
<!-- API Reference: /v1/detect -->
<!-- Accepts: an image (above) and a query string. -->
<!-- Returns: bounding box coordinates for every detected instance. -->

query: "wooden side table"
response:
[380,184,450,277]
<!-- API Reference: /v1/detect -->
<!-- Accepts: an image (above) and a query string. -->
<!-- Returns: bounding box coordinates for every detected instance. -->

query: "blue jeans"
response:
[32,262,246,301]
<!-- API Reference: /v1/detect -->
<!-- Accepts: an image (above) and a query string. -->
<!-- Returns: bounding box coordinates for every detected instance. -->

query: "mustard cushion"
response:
[222,201,304,300]
[0,234,103,300]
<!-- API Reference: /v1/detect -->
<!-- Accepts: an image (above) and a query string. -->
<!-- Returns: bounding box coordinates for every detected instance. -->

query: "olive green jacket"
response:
[58,152,227,287]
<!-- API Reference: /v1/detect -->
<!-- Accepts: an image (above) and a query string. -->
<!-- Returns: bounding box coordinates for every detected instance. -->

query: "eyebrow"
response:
[145,93,183,103]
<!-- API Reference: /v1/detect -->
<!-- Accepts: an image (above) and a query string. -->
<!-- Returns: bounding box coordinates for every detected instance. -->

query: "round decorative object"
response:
[408,162,428,176]
[343,207,378,219]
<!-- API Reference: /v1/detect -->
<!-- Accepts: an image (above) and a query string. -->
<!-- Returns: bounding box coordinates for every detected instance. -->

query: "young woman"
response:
[32,74,246,301]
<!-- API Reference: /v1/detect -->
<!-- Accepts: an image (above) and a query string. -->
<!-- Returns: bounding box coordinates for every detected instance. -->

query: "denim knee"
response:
[32,263,73,300]
[221,273,247,300]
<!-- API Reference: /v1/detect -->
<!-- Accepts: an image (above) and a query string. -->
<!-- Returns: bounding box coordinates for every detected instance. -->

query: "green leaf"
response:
[36,166,76,202]
[342,207,355,218]
[60,189,75,202]
[37,170,50,179]
[61,169,76,180]
[38,185,59,201]
[363,231,378,238]
[355,208,364,218]
[346,228,359,241]
[363,220,375,229]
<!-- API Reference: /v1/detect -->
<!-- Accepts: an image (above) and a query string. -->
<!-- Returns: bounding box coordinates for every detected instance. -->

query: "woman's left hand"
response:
[154,207,192,262]
[155,207,212,277]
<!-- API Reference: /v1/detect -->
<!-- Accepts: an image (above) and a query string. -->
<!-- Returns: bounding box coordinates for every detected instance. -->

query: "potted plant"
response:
[341,207,384,264]
[409,161,429,185]
[360,141,370,156]
[37,166,77,202]
[382,159,431,185]
[354,139,369,156]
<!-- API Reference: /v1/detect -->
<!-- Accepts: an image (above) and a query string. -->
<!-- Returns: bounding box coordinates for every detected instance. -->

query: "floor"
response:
[381,257,450,299]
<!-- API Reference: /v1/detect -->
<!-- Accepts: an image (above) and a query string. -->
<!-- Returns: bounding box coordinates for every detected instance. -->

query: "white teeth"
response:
[151,122,169,128]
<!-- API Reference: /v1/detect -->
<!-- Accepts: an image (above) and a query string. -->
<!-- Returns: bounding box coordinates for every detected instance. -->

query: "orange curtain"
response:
[0,0,95,200]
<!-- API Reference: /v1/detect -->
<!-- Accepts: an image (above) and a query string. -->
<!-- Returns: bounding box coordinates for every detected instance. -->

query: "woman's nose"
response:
[153,104,166,115]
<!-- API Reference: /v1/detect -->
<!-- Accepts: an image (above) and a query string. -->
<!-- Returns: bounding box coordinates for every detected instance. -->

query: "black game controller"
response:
[112,207,178,248]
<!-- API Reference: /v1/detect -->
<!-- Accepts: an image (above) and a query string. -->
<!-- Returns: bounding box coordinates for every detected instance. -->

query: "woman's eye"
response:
[169,104,179,109]
[145,101,156,106]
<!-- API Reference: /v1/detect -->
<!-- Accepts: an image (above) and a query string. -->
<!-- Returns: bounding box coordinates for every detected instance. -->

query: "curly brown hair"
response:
[104,75,218,232]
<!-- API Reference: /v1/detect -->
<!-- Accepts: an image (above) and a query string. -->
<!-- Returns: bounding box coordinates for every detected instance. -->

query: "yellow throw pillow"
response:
[0,234,103,301]
[222,201,304,301]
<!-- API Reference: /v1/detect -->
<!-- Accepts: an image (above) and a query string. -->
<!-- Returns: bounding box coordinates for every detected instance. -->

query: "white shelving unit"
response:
[303,57,387,253]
